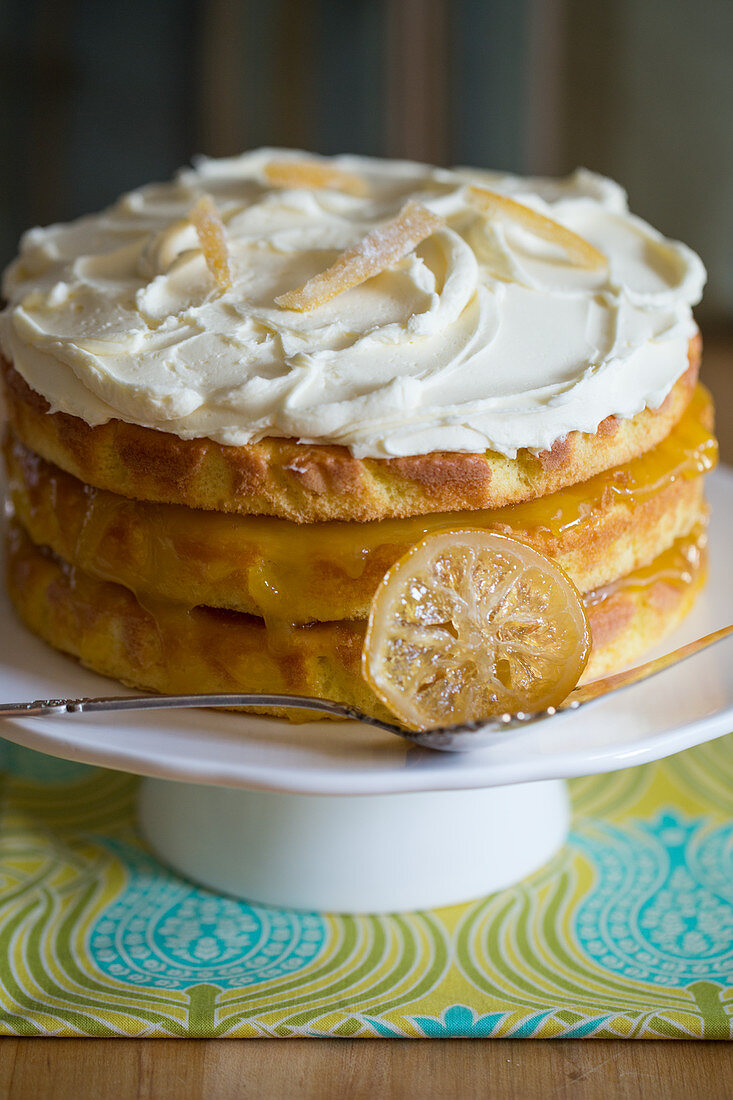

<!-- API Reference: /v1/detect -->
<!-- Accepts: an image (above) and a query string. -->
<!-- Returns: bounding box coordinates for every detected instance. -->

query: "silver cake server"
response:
[0,623,730,752]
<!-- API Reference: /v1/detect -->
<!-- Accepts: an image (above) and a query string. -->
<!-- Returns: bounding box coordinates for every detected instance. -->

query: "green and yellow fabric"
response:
[0,736,731,1039]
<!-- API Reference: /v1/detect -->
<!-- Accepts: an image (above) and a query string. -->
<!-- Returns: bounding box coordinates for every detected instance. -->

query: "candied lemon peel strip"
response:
[362,530,591,732]
[468,185,607,270]
[276,200,444,312]
[265,158,368,197]
[189,194,233,291]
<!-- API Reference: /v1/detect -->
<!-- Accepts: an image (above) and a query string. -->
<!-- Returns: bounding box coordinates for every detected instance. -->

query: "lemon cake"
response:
[0,150,715,722]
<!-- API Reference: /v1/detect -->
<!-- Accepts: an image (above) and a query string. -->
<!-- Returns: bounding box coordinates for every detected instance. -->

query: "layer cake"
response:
[0,151,714,722]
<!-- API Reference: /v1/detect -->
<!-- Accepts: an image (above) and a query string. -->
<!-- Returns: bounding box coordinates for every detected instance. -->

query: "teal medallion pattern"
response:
[88,842,326,991]
[574,813,733,987]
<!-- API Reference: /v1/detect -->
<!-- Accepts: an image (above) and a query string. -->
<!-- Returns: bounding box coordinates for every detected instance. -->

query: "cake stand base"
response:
[137,777,570,913]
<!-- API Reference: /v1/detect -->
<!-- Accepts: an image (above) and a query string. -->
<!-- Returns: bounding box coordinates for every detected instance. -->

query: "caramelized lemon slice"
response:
[362,531,591,731]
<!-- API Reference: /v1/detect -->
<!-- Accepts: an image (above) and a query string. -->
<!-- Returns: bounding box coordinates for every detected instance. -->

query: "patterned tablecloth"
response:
[0,735,731,1039]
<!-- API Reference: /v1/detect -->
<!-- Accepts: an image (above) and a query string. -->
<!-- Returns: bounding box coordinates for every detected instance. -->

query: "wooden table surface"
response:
[0,1037,732,1099]
[1,330,731,1100]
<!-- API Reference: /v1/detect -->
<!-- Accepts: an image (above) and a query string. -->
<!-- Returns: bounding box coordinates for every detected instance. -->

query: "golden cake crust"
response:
[5,520,708,724]
[1,333,701,523]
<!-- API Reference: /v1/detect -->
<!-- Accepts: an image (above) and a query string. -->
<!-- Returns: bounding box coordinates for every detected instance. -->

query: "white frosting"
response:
[0,149,706,459]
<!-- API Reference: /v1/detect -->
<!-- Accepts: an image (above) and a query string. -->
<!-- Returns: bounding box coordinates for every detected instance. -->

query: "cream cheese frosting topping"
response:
[0,149,706,459]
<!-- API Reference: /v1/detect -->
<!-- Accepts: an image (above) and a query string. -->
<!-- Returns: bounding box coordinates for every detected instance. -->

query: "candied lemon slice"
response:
[189,194,233,290]
[275,200,444,312]
[468,185,607,270]
[264,158,368,196]
[362,531,591,731]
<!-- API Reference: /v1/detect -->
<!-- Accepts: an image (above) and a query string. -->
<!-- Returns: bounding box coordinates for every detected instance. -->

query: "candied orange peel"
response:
[275,200,444,312]
[468,185,607,270]
[189,194,233,291]
[264,158,368,197]
[362,530,591,731]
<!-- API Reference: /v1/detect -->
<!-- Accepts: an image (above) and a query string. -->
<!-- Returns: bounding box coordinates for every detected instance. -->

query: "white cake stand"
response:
[1,470,732,913]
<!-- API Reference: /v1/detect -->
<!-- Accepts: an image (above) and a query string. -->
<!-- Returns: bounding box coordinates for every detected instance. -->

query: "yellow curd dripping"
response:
[6,384,717,625]
[243,385,716,614]
[584,520,707,609]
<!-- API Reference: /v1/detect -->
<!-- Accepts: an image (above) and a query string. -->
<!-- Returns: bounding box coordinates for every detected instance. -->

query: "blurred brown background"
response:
[1,0,732,437]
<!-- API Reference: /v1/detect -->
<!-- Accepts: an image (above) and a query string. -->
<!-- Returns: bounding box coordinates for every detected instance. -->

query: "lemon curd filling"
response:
[584,521,708,609]
[5,384,717,625]
[4,515,708,719]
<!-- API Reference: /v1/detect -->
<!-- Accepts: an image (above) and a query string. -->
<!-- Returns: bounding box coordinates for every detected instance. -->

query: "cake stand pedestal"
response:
[137,776,569,913]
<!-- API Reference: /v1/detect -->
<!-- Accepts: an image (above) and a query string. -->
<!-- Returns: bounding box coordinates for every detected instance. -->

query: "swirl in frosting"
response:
[0,149,706,459]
